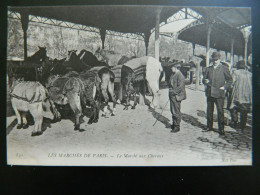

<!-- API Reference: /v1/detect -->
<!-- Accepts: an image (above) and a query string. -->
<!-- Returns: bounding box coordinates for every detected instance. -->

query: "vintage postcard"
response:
[6,6,252,166]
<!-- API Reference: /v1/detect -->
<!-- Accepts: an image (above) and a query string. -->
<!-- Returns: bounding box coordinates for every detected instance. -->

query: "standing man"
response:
[168,63,186,133]
[203,52,233,135]
[229,60,252,130]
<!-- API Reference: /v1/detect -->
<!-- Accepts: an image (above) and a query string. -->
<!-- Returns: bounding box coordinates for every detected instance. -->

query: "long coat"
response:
[168,70,186,101]
[229,69,252,110]
[203,63,233,98]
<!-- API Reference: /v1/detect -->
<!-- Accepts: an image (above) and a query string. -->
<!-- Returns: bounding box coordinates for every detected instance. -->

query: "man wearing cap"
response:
[229,60,252,130]
[168,63,186,133]
[203,52,233,135]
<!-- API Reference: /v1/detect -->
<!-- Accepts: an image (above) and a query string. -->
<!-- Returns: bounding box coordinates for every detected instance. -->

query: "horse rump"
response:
[10,81,52,136]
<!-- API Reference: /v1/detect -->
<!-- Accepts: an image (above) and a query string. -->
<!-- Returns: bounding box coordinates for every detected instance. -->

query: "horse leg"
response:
[108,80,117,116]
[87,100,95,124]
[93,101,100,123]
[148,81,160,109]
[12,101,23,129]
[21,112,29,129]
[101,82,109,117]
[67,92,82,131]
[123,91,130,110]
[48,98,61,122]
[131,93,137,109]
[30,103,43,136]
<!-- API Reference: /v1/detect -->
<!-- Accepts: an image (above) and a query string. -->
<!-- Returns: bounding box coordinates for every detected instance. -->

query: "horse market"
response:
[6,6,252,166]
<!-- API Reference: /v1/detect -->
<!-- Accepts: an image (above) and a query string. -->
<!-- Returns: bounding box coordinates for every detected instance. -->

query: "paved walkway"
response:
[6,84,252,166]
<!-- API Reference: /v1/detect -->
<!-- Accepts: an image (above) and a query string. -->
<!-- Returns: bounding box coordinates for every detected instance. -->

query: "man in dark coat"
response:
[203,52,233,135]
[168,63,186,133]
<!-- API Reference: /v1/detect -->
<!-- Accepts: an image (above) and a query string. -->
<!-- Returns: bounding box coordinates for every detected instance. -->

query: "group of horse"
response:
[7,47,163,136]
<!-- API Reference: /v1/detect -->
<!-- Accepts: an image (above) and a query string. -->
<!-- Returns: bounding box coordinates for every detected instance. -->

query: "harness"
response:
[9,93,45,104]
[9,81,48,104]
[47,76,84,96]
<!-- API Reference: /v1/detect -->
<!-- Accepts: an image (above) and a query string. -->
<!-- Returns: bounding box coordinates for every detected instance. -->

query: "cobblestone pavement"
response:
[6,84,252,166]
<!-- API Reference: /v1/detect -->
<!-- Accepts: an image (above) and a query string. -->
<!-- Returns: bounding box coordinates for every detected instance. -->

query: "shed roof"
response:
[9,5,181,34]
[178,7,251,56]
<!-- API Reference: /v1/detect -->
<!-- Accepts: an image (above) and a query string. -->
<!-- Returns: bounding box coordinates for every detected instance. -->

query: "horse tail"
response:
[37,83,48,111]
[76,78,87,111]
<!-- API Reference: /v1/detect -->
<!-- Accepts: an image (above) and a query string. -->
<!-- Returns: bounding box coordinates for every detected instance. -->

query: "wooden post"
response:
[100,28,106,49]
[21,13,29,60]
[195,63,200,90]
[206,23,213,67]
[144,32,151,56]
[230,39,234,68]
[185,8,188,19]
[154,8,162,60]
[241,27,251,66]
[192,43,195,56]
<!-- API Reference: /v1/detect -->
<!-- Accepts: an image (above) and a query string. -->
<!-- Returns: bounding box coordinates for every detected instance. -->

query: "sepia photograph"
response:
[6,5,252,166]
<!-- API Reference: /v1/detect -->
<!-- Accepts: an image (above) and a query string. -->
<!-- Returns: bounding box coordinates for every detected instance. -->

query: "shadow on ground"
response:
[182,113,207,130]
[148,107,171,129]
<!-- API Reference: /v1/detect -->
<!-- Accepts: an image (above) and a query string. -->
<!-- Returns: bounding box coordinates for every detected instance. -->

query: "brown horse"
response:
[78,70,101,124]
[9,79,61,136]
[120,65,139,110]
[46,73,85,130]
[123,56,164,109]
[89,66,117,116]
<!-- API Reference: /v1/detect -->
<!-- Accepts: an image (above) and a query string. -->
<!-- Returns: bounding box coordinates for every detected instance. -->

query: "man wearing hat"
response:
[203,52,233,135]
[168,62,186,133]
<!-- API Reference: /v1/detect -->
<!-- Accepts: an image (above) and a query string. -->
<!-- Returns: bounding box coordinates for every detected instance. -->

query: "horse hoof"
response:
[111,113,115,116]
[17,124,23,129]
[88,120,93,124]
[51,118,58,123]
[131,106,136,109]
[31,131,42,136]
[93,119,98,123]
[79,129,86,132]
[23,123,29,129]
[74,125,80,131]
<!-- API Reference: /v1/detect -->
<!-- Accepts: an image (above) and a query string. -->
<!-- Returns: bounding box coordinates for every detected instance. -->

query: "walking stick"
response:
[153,99,170,126]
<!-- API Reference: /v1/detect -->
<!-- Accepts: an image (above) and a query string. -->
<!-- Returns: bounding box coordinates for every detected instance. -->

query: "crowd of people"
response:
[167,51,252,135]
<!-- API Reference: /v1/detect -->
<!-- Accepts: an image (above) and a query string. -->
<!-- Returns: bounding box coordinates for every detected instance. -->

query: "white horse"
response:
[124,56,163,109]
[9,80,58,136]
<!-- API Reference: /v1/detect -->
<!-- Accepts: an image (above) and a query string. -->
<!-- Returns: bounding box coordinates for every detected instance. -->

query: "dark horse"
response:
[78,49,110,68]
[7,46,48,89]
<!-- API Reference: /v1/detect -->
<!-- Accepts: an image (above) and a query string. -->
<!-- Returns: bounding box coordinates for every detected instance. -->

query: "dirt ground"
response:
[6,84,252,166]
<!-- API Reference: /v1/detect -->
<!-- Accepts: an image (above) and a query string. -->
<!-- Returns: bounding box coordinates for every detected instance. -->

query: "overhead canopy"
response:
[178,7,251,56]
[178,23,252,56]
[192,7,251,29]
[9,5,181,34]
[9,6,252,57]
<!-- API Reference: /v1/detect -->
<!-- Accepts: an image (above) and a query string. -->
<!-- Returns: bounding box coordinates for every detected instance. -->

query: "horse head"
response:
[67,50,78,61]
[37,46,47,61]
[26,46,47,63]
[95,47,105,62]
[95,47,101,54]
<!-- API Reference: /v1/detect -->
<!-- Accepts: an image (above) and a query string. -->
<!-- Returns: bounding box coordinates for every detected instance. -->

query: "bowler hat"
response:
[211,52,221,60]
